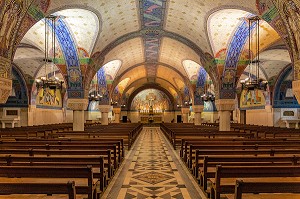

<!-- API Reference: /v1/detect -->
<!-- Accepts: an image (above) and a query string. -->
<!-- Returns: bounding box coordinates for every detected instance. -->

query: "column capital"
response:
[181,107,190,114]
[99,105,111,113]
[215,99,235,111]
[113,107,121,114]
[193,105,204,113]
[67,99,88,111]
[293,80,300,103]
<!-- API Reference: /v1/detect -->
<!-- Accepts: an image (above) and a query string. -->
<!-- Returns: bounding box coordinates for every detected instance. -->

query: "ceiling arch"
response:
[123,76,182,100]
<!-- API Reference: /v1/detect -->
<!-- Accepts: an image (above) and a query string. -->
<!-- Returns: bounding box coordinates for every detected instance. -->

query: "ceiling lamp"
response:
[36,15,64,91]
[240,16,268,91]
[89,74,101,101]
[201,77,215,102]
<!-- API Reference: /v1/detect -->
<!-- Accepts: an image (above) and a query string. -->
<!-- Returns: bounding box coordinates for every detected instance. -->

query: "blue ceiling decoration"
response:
[220,14,255,99]
[273,65,300,108]
[194,67,207,105]
[48,17,84,99]
[0,65,28,107]
[140,0,166,77]
[97,67,109,105]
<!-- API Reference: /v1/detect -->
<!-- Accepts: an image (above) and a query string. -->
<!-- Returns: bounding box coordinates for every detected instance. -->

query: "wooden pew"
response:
[0,148,114,178]
[10,138,125,159]
[198,155,300,193]
[210,166,300,199]
[0,166,97,199]
[0,181,76,199]
[234,180,300,199]
[0,155,107,192]
[0,143,120,170]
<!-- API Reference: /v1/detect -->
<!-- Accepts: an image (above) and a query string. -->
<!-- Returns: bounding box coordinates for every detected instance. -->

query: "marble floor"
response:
[103,127,205,199]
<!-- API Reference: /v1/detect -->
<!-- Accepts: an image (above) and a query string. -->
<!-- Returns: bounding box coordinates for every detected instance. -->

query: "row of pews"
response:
[160,123,300,199]
[0,123,143,199]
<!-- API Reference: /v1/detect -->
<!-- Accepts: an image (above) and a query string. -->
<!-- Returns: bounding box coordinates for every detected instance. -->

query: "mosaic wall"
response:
[36,88,62,109]
[0,66,28,107]
[273,65,300,108]
[131,89,170,111]
[240,89,267,110]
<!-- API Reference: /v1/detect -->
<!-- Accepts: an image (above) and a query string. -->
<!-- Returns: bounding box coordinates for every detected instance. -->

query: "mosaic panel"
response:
[0,66,28,107]
[274,65,300,108]
[220,15,256,99]
[97,67,109,105]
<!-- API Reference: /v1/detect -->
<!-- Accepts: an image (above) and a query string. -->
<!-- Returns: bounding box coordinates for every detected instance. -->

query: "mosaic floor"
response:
[103,127,204,199]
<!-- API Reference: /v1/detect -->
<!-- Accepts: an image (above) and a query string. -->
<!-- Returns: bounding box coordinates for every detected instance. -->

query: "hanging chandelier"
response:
[240,16,268,91]
[88,74,101,101]
[36,15,64,91]
[201,77,215,102]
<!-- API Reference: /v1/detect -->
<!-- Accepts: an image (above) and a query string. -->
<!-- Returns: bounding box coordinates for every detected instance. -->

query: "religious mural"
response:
[273,66,300,108]
[36,88,62,108]
[240,89,266,109]
[131,89,170,112]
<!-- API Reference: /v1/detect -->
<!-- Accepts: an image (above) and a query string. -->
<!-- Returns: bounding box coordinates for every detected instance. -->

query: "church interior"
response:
[1,0,300,199]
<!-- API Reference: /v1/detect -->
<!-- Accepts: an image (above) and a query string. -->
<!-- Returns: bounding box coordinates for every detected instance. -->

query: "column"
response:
[193,105,204,125]
[215,99,235,131]
[113,107,121,123]
[67,99,88,131]
[99,105,111,125]
[181,108,189,123]
[0,57,13,104]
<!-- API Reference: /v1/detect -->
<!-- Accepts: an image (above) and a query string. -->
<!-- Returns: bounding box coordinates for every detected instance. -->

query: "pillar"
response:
[67,99,88,131]
[181,108,189,123]
[293,80,300,104]
[0,57,13,104]
[99,105,111,125]
[215,99,235,131]
[113,107,121,123]
[193,105,204,125]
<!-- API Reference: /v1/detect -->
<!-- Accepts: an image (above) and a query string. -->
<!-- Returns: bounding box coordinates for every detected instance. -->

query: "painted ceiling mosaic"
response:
[10,0,293,104]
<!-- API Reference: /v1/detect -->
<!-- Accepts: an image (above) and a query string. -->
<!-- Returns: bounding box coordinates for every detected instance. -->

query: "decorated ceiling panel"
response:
[55,9,99,55]
[126,87,136,96]
[240,49,291,83]
[155,78,178,97]
[103,60,122,81]
[182,60,202,81]
[165,0,258,54]
[119,65,147,90]
[14,47,43,60]
[208,9,249,55]
[47,0,140,53]
[13,58,44,78]
[125,78,148,95]
[156,65,185,90]
[117,78,131,94]
[105,38,145,76]
[159,37,200,77]
[247,21,281,56]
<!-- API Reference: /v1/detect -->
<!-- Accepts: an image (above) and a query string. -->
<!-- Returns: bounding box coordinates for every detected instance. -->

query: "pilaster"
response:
[0,57,12,104]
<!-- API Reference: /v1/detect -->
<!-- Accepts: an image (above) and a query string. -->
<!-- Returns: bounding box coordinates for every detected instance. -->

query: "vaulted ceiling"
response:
[12,0,292,104]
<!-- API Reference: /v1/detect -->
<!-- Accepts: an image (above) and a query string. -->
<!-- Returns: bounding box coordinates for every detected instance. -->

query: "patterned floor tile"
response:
[105,127,204,199]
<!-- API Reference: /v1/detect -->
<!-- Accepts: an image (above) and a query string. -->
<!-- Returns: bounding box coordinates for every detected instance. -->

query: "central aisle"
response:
[104,127,204,199]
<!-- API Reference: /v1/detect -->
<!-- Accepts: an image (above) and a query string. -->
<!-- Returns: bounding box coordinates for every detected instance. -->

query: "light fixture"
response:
[36,15,64,91]
[240,16,268,91]
[201,77,215,101]
[89,73,101,101]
